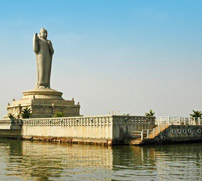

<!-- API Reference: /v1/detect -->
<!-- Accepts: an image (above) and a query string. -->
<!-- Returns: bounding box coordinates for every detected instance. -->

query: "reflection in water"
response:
[3,140,113,180]
[0,139,201,180]
[113,145,202,180]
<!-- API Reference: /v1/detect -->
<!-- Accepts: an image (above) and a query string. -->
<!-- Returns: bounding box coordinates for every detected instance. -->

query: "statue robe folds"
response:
[33,37,54,88]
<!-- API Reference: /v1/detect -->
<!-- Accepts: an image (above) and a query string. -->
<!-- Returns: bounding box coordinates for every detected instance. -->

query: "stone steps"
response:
[131,124,170,145]
[129,138,142,145]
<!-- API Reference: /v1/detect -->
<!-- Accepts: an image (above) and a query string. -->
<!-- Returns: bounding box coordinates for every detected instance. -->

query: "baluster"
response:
[147,130,149,138]
[141,131,144,141]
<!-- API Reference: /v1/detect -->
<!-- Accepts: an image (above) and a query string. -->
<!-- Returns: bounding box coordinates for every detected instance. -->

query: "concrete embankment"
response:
[0,115,155,145]
[147,125,202,144]
[131,125,202,145]
[2,116,201,145]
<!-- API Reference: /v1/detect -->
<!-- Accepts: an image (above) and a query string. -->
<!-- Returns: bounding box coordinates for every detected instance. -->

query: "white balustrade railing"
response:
[156,116,202,126]
[0,115,155,128]
[133,129,154,141]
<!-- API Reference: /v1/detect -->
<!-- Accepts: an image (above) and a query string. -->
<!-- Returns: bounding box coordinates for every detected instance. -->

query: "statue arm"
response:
[33,33,39,53]
[48,40,54,56]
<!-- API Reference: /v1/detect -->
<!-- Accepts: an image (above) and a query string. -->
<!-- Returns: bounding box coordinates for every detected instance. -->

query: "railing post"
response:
[141,131,144,141]
[168,116,170,125]
[147,130,149,138]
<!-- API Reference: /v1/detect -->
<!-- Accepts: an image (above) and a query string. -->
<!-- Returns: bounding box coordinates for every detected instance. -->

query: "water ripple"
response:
[0,139,201,180]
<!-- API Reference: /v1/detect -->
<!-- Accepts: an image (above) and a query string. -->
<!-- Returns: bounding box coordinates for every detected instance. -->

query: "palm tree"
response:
[190,110,202,118]
[8,113,15,124]
[8,113,15,120]
[145,110,155,117]
[22,107,31,118]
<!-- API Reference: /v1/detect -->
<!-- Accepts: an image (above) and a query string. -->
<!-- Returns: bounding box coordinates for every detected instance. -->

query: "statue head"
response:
[39,28,48,39]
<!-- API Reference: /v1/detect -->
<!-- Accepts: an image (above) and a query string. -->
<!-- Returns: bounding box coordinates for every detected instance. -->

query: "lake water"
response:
[0,139,201,180]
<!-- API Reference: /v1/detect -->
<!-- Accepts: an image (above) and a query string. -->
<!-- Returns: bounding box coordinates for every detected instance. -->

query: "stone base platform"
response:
[6,87,80,118]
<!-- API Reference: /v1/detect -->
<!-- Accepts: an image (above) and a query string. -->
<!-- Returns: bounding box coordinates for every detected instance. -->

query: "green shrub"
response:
[54,112,64,117]
[22,107,31,118]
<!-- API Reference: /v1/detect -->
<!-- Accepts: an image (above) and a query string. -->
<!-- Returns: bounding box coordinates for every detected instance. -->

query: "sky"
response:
[0,0,202,118]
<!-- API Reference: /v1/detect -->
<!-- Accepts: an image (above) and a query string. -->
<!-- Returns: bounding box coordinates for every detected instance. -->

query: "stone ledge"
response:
[23,88,63,100]
[22,136,113,146]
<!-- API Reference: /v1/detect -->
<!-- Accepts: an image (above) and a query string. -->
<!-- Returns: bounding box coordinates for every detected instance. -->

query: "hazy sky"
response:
[0,0,202,118]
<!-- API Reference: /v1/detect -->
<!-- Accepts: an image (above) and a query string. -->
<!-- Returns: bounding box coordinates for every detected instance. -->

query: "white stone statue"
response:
[33,28,54,88]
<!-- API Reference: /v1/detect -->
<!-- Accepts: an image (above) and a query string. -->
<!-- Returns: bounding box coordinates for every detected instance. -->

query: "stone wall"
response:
[166,125,202,141]
[112,116,155,142]
[0,115,155,145]
[142,125,202,145]
[0,129,22,138]
[0,120,11,129]
[22,116,113,144]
